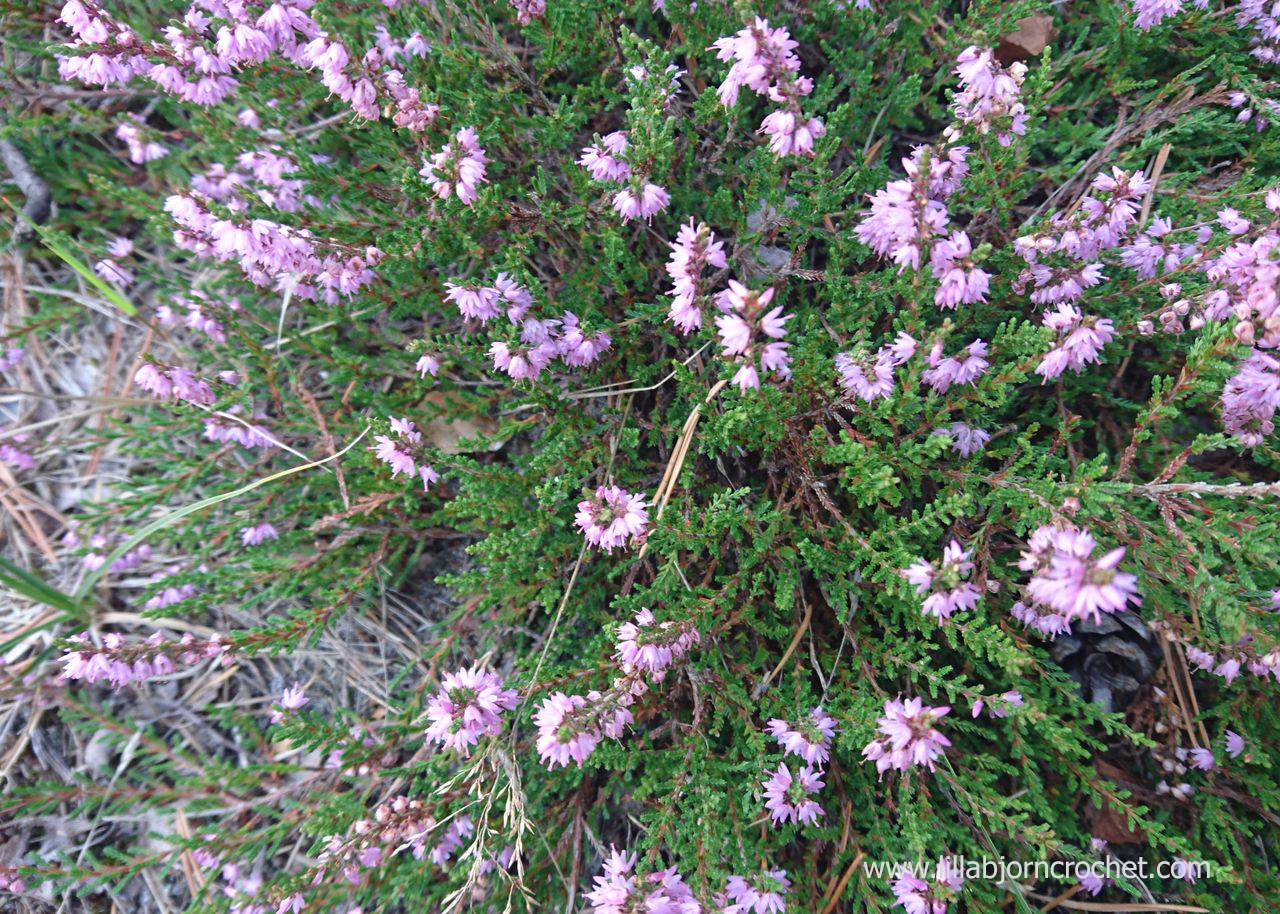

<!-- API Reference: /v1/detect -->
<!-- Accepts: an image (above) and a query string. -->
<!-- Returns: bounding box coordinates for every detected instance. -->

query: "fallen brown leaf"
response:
[996,14,1056,65]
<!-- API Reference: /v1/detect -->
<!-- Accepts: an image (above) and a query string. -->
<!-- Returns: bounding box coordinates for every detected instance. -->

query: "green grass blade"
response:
[74,427,372,602]
[2,200,137,315]
[0,554,85,619]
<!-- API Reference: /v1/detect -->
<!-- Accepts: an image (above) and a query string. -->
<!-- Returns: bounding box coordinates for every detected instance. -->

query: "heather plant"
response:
[2,0,1280,912]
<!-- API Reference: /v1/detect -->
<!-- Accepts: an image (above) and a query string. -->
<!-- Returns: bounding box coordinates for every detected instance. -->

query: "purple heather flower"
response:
[585,847,699,914]
[579,131,631,183]
[575,485,649,552]
[534,692,602,768]
[424,665,519,756]
[891,857,964,914]
[1019,525,1140,625]
[558,312,612,367]
[863,698,951,774]
[856,145,969,271]
[902,539,982,621]
[240,522,279,547]
[1035,303,1116,380]
[613,183,670,223]
[921,339,989,393]
[725,870,790,913]
[666,220,727,334]
[419,127,487,204]
[711,19,824,160]
[270,683,308,724]
[614,609,699,679]
[490,340,556,381]
[761,762,825,826]
[1225,730,1245,758]
[1188,747,1215,770]
[766,707,838,766]
[1131,0,1186,30]
[947,47,1029,147]
[415,353,441,378]
[932,422,990,457]
[445,281,501,323]
[715,281,792,390]
[369,417,438,492]
[930,231,990,308]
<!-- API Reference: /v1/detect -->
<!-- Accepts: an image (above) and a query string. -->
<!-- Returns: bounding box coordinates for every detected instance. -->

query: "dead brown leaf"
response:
[420,390,503,454]
[996,14,1056,65]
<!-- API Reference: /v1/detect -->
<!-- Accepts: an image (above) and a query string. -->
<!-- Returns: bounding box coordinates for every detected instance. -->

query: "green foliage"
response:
[3,0,1280,912]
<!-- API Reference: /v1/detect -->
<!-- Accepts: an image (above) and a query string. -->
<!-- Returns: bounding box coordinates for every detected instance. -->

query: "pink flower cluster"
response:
[891,857,964,914]
[921,339,989,394]
[59,631,232,688]
[854,46,1017,308]
[420,127,488,205]
[715,280,792,390]
[508,0,546,26]
[970,690,1024,719]
[856,144,970,275]
[766,706,838,765]
[945,47,1028,147]
[115,114,168,163]
[761,762,825,826]
[134,362,217,406]
[902,539,982,621]
[834,332,917,402]
[929,231,990,308]
[1013,168,1150,306]
[75,531,150,573]
[0,867,25,896]
[156,292,232,344]
[491,311,612,381]
[534,690,629,768]
[724,871,790,914]
[931,422,990,457]
[142,569,199,610]
[93,236,136,286]
[369,417,439,492]
[269,684,308,724]
[446,273,531,324]
[60,0,441,139]
[241,522,280,547]
[665,220,727,334]
[0,347,23,373]
[165,192,382,303]
[711,18,826,157]
[313,796,509,888]
[1132,0,1280,68]
[614,609,700,679]
[575,485,649,552]
[0,434,35,472]
[1016,524,1140,628]
[759,705,835,828]
[1119,216,1195,280]
[863,698,951,774]
[189,149,316,215]
[585,847,700,914]
[1185,637,1280,685]
[1222,349,1280,446]
[205,411,275,450]
[301,32,438,130]
[578,127,670,224]
[1034,303,1116,380]
[445,273,611,380]
[579,132,631,183]
[535,609,699,768]
[424,664,519,756]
